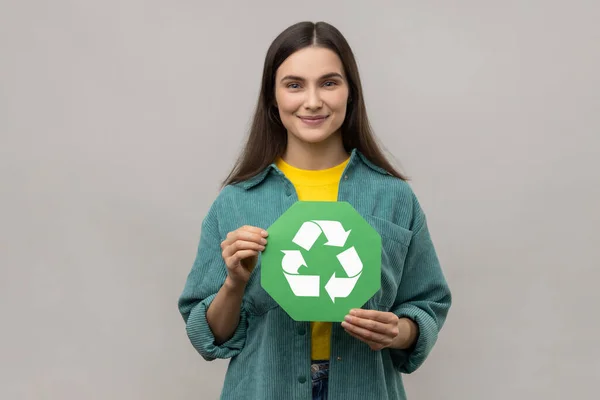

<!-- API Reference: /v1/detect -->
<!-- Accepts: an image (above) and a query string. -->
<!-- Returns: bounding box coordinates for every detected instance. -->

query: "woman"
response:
[178,21,451,400]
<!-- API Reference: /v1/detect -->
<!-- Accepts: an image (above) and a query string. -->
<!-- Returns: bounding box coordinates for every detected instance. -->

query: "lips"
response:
[298,115,329,120]
[298,115,329,126]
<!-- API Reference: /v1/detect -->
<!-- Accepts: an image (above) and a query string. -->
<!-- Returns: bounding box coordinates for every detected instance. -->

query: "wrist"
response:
[390,317,419,350]
[224,276,247,294]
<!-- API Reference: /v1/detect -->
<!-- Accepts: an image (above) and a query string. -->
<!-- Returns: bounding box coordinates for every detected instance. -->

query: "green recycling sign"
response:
[261,201,382,322]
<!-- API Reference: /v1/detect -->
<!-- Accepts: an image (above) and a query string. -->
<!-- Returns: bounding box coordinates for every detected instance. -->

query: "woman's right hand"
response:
[220,225,268,288]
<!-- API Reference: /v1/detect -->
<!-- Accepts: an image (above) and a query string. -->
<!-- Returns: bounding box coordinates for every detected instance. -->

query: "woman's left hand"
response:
[341,309,418,351]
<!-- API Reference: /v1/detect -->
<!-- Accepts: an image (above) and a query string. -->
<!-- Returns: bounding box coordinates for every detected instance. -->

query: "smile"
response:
[298,115,329,126]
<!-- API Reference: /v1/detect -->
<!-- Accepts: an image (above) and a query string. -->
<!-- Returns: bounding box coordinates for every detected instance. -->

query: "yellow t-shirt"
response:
[275,156,349,361]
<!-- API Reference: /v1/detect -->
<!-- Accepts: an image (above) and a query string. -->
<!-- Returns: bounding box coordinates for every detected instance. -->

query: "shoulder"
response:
[356,168,425,231]
[218,182,248,201]
[361,166,420,204]
[204,183,248,218]
[383,174,417,200]
[355,155,415,196]
[205,175,275,220]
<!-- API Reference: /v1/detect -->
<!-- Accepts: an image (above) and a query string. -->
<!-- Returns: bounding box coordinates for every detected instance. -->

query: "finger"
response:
[240,225,269,237]
[226,249,259,268]
[222,233,265,251]
[344,328,384,350]
[344,315,397,336]
[341,320,392,345]
[349,309,398,324]
[222,240,265,258]
[230,230,268,245]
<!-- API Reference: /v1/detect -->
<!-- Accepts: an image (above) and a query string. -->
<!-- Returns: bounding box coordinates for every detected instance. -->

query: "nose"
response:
[304,86,323,110]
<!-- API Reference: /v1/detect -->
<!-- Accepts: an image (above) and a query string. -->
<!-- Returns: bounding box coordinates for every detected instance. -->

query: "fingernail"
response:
[260,238,267,245]
[261,230,268,236]
[349,309,357,315]
[344,315,352,322]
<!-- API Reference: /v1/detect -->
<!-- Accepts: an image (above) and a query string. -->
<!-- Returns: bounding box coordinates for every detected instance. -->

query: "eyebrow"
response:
[279,72,344,83]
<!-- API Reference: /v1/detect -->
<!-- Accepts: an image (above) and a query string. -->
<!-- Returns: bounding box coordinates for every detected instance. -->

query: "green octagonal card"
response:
[261,201,382,322]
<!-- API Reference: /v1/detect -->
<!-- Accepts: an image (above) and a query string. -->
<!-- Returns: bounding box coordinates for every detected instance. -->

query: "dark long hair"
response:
[222,21,407,187]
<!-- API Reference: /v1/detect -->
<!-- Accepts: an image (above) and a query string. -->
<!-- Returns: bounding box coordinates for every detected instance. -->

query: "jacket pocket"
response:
[362,214,413,310]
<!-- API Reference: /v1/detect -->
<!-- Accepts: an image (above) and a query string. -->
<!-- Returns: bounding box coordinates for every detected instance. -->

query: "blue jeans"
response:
[311,360,329,400]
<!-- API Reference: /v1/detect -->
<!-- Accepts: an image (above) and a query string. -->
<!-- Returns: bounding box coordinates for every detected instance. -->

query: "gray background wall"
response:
[2,1,599,399]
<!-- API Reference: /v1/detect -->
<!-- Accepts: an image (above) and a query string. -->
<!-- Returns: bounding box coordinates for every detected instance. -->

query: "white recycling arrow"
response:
[312,221,351,247]
[292,222,322,251]
[336,246,362,277]
[324,272,361,303]
[281,250,307,274]
[324,246,363,303]
[281,250,319,297]
[284,274,320,297]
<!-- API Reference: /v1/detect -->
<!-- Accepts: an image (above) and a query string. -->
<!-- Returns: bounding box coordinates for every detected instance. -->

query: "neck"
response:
[282,131,349,170]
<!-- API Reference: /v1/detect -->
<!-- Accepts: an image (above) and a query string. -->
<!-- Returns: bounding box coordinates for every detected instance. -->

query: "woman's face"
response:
[274,47,350,146]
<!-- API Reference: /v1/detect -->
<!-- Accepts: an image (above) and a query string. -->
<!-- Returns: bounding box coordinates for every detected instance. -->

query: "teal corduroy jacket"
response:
[178,149,452,399]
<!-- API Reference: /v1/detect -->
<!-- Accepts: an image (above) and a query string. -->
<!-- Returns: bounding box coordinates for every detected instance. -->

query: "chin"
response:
[291,124,341,144]
[293,131,336,144]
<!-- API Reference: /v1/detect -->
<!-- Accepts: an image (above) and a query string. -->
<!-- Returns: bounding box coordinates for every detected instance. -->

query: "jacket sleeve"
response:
[388,198,452,374]
[177,202,248,361]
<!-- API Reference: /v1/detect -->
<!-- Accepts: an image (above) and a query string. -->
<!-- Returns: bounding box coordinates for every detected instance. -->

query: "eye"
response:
[287,83,301,89]
[323,81,337,87]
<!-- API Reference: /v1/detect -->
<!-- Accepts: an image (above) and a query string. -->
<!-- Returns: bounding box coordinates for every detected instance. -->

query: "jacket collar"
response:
[236,148,390,190]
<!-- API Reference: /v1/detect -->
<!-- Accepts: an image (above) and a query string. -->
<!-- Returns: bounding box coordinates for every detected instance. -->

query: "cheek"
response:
[275,92,301,115]
[324,90,349,112]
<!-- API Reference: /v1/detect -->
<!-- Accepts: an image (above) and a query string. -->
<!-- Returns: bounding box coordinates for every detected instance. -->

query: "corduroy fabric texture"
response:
[178,149,452,400]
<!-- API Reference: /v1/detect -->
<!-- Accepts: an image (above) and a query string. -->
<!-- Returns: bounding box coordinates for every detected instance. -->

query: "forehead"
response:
[276,47,344,78]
